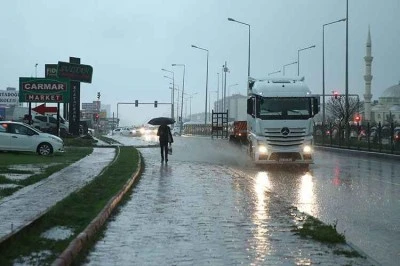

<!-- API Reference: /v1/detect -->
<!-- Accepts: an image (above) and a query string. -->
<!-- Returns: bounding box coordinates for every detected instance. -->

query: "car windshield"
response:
[259,97,312,120]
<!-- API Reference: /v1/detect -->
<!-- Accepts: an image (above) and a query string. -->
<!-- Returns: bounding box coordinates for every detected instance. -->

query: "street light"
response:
[35,63,38,78]
[163,75,174,120]
[162,68,175,120]
[228,17,251,96]
[186,92,198,121]
[297,45,316,75]
[228,83,238,97]
[282,61,297,76]
[322,18,346,127]
[268,70,281,76]
[169,83,180,119]
[345,0,350,143]
[191,44,209,125]
[172,64,185,135]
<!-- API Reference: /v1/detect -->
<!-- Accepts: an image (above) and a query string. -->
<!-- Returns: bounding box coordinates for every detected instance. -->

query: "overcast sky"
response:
[1,0,399,126]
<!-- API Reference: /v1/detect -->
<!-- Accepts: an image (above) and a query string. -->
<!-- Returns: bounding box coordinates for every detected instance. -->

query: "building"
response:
[362,27,400,125]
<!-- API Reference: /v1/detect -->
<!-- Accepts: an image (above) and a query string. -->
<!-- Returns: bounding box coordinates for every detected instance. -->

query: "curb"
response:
[52,149,144,266]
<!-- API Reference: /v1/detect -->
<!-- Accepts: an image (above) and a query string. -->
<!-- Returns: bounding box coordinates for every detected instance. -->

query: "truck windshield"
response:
[258,97,312,120]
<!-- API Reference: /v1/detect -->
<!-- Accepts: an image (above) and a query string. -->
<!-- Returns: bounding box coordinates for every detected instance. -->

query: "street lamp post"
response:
[216,73,220,112]
[282,61,297,76]
[170,83,180,120]
[187,92,198,121]
[162,68,175,120]
[191,44,209,125]
[297,45,316,75]
[163,75,174,120]
[322,18,346,129]
[172,64,185,135]
[228,17,251,96]
[268,70,281,76]
[345,0,350,144]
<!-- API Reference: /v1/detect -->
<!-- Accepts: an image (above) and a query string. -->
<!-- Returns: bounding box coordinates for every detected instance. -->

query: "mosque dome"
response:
[380,82,400,98]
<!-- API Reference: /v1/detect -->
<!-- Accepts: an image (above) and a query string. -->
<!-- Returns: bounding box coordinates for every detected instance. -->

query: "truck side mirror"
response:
[313,98,319,115]
[247,98,253,115]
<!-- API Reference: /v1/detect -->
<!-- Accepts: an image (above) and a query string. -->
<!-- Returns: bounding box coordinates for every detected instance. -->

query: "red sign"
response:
[32,103,58,115]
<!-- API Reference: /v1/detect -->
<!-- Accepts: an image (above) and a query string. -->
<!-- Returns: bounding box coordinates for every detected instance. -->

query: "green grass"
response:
[95,134,122,145]
[0,146,140,266]
[334,249,362,258]
[0,147,93,199]
[62,136,98,147]
[292,216,346,244]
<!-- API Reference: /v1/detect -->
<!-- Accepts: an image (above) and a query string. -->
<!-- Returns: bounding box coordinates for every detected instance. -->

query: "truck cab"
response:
[247,77,319,167]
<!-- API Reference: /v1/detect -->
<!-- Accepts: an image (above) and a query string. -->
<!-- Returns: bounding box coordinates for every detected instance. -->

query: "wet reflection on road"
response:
[84,135,377,265]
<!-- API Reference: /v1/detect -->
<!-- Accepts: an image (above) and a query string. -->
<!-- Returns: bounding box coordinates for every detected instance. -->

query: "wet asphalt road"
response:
[86,134,398,265]
[243,149,400,266]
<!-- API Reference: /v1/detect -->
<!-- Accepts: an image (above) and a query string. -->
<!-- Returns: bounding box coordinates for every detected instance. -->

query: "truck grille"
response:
[264,127,306,147]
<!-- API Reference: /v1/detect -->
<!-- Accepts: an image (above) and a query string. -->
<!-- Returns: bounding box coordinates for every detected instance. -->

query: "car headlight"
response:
[303,145,312,153]
[49,135,63,143]
[140,128,145,134]
[258,145,268,154]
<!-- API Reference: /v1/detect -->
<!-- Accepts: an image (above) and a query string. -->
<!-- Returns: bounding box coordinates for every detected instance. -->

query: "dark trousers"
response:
[160,142,168,161]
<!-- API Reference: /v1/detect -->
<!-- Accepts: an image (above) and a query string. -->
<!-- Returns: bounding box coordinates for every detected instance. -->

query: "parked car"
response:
[31,115,69,135]
[0,121,64,155]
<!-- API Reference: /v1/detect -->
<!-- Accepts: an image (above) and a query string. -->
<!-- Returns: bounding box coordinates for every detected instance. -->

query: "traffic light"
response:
[135,100,138,107]
[154,101,158,108]
[333,91,339,99]
[355,115,360,123]
[97,92,101,100]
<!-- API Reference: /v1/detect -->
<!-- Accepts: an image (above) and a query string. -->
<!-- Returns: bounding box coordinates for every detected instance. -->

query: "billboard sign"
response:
[57,61,93,83]
[45,64,58,78]
[19,77,70,103]
[0,90,19,105]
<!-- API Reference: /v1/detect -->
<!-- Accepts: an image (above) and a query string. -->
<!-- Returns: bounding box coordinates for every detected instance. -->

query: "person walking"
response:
[157,124,173,163]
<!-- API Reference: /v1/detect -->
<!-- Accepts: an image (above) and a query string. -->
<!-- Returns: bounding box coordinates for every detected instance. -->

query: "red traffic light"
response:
[355,115,360,122]
[333,91,339,99]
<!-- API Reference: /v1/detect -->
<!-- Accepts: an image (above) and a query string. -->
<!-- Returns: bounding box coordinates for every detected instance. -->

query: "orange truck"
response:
[229,120,247,144]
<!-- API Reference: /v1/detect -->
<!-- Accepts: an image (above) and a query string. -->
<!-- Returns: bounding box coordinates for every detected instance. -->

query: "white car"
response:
[0,121,64,156]
[171,126,181,136]
[113,127,133,136]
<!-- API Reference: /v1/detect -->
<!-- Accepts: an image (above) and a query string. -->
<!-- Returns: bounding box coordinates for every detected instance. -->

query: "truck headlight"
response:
[258,145,268,154]
[303,145,312,153]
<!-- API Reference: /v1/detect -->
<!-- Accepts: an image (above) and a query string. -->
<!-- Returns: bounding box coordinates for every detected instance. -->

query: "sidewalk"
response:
[0,148,115,242]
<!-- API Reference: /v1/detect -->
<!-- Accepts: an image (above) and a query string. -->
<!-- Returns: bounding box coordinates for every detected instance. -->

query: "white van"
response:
[32,115,69,133]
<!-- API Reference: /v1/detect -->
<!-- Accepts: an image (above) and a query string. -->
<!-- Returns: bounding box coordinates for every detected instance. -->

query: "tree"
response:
[326,95,363,125]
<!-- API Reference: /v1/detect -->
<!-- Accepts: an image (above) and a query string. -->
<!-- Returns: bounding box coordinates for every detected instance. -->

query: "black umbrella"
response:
[148,117,175,125]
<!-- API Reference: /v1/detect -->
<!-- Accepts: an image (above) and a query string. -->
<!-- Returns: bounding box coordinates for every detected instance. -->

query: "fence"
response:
[314,122,400,155]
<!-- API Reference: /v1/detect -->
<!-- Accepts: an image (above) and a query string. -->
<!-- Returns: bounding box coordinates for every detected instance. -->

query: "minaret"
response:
[363,26,373,122]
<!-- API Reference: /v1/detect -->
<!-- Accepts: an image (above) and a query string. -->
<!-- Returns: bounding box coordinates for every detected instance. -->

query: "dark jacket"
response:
[157,125,173,144]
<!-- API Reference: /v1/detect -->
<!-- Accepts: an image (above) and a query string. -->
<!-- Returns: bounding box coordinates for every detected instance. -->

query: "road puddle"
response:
[41,226,74,241]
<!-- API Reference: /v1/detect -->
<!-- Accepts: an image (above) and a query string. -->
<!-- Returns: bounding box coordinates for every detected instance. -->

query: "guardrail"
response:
[314,122,400,155]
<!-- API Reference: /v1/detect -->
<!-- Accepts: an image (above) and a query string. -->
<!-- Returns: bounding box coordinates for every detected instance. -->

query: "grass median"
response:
[0,146,140,266]
[0,147,93,199]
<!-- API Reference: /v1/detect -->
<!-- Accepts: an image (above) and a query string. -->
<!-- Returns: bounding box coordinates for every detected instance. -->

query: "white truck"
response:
[246,77,319,168]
